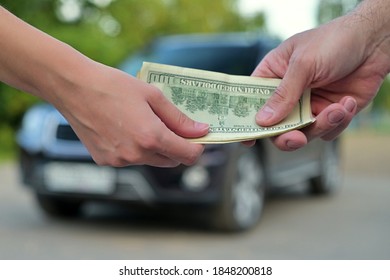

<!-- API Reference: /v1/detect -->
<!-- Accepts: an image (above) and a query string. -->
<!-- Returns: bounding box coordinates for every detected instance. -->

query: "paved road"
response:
[0,131,389,259]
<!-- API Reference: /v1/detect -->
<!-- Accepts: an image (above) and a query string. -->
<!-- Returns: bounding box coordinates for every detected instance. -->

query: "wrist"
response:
[349,0,390,71]
[42,49,110,126]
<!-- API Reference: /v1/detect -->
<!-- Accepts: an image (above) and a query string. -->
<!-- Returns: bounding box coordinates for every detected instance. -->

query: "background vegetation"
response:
[0,0,389,160]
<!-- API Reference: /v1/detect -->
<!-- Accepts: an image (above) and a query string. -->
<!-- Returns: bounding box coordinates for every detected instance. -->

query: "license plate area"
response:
[43,162,116,195]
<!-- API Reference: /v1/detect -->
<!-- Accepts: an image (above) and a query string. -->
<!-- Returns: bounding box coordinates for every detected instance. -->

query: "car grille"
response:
[56,124,80,141]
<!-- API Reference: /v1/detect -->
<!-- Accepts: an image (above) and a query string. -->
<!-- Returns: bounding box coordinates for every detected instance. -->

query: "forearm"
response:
[0,6,93,106]
[353,0,390,37]
[347,0,390,73]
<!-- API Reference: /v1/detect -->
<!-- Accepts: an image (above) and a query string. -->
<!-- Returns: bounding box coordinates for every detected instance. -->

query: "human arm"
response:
[0,6,209,167]
[252,0,390,150]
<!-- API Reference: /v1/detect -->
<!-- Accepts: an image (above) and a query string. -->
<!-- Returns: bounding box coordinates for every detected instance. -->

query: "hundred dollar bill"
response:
[139,62,315,144]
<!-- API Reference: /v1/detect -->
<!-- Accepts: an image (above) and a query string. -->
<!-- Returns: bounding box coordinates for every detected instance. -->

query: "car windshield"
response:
[120,39,259,77]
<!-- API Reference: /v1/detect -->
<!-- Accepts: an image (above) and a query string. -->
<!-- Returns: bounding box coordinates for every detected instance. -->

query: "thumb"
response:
[255,59,312,127]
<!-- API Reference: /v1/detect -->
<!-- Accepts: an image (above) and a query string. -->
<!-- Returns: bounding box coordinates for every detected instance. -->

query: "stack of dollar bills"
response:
[138,62,314,144]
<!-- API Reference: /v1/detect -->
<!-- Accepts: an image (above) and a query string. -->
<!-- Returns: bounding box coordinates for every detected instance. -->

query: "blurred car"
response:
[17,32,341,232]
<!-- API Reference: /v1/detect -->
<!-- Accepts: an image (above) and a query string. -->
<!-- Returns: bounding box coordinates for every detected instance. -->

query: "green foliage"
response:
[0,124,17,162]
[373,76,390,110]
[1,0,264,66]
[317,0,360,24]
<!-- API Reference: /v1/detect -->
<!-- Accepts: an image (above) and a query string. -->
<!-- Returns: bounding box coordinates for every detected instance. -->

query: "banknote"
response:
[139,62,315,144]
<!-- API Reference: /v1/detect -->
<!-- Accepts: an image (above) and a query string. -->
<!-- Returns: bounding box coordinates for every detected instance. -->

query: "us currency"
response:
[139,62,315,144]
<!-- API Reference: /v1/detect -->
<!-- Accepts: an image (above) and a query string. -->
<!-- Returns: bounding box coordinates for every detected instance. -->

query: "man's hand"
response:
[252,7,390,150]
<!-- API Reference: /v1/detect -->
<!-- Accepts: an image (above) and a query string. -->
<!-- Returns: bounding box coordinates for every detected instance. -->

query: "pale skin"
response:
[252,0,390,151]
[0,6,209,168]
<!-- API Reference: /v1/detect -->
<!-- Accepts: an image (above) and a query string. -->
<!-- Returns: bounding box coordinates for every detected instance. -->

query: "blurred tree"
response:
[316,0,390,111]
[1,0,264,65]
[0,0,265,158]
[317,0,359,24]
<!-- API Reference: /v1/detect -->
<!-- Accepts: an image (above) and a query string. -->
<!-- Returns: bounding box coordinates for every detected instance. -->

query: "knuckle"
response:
[93,156,121,167]
[290,53,312,70]
[93,148,145,167]
[272,85,296,110]
[123,153,143,166]
[110,159,129,168]
[91,153,112,166]
[182,147,203,166]
[137,129,161,151]
[116,150,146,167]
[176,110,190,127]
[185,155,199,166]
[147,86,165,102]
[92,157,106,166]
[272,84,289,103]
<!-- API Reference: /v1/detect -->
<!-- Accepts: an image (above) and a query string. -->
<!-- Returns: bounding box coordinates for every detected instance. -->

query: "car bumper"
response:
[18,148,227,206]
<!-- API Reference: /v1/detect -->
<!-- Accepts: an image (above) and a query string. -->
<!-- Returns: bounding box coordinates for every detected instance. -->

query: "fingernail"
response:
[195,122,209,131]
[256,106,274,122]
[328,110,345,124]
[286,140,302,150]
[344,98,357,113]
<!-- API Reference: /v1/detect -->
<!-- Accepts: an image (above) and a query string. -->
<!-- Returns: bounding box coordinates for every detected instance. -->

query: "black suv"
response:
[17,33,341,231]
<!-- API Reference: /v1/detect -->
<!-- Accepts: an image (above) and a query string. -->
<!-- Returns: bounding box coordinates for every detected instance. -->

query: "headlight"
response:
[181,165,210,191]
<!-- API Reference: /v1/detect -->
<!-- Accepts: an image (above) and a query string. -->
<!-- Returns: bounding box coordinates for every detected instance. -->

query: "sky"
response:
[238,0,320,39]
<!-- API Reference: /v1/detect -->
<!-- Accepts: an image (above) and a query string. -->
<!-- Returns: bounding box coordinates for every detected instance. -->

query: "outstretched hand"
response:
[252,14,390,150]
[57,64,209,167]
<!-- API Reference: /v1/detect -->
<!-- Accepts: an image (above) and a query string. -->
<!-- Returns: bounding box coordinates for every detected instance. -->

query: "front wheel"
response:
[211,145,266,232]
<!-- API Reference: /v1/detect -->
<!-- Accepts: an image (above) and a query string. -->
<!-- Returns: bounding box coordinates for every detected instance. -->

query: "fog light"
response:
[181,165,210,191]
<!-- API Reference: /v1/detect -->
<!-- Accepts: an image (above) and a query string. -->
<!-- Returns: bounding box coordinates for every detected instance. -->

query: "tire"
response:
[35,193,83,218]
[309,140,342,195]
[211,144,266,232]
